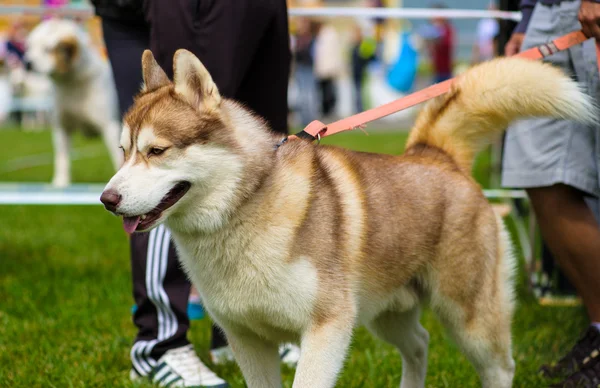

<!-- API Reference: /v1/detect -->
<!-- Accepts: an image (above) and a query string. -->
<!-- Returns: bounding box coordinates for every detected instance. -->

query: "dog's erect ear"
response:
[142,50,170,92]
[173,49,221,111]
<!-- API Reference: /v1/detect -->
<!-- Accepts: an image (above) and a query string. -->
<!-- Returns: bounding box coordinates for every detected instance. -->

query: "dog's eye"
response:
[149,147,166,157]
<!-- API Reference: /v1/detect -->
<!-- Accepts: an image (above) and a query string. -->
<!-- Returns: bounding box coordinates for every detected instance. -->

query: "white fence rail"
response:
[0,183,527,205]
[0,5,521,20]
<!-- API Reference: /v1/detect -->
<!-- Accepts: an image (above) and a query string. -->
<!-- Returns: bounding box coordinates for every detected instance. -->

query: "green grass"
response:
[0,127,588,387]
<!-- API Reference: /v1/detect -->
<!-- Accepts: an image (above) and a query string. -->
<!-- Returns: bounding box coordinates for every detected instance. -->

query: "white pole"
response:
[0,5,521,21]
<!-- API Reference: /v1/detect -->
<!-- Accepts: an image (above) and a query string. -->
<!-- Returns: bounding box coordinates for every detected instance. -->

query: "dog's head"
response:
[101,50,273,235]
[25,19,85,78]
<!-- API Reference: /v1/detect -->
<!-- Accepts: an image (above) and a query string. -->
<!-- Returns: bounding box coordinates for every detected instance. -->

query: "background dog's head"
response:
[25,19,86,78]
[102,50,269,235]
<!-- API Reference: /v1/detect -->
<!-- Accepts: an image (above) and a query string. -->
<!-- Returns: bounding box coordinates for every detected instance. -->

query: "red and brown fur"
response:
[102,49,595,388]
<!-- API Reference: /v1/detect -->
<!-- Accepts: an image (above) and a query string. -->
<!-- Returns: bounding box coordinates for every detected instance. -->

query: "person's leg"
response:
[209,0,290,353]
[433,72,452,84]
[541,243,555,295]
[528,188,600,384]
[237,1,302,368]
[527,185,600,321]
[144,0,290,363]
[353,77,363,113]
[231,0,291,135]
[145,0,299,371]
[508,0,600,318]
[321,79,330,116]
[322,78,336,116]
[210,325,228,349]
[101,19,148,117]
[329,78,337,114]
[293,65,318,128]
[130,227,228,386]
[317,78,327,115]
[129,226,192,374]
[144,0,270,356]
[102,19,203,380]
[502,0,600,381]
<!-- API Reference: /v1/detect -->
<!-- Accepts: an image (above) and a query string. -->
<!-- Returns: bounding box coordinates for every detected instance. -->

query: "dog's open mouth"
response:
[122,181,191,234]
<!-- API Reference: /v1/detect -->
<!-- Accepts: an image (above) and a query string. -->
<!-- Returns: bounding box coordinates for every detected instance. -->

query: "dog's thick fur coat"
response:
[26,19,122,187]
[103,50,595,388]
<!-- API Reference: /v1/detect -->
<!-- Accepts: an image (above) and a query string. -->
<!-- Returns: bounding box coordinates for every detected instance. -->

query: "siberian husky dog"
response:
[26,18,121,187]
[101,49,594,388]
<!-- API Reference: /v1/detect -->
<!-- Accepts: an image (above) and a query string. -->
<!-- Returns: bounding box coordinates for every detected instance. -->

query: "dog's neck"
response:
[166,101,280,236]
[222,100,283,158]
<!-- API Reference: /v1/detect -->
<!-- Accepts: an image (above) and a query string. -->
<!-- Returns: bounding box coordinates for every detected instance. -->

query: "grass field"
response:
[0,127,588,387]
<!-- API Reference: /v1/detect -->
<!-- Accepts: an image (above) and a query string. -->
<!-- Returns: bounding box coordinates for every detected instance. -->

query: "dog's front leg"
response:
[51,125,71,187]
[225,329,282,388]
[293,314,355,388]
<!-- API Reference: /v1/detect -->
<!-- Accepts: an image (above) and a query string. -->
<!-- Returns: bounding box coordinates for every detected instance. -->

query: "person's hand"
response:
[579,0,600,40]
[505,32,525,56]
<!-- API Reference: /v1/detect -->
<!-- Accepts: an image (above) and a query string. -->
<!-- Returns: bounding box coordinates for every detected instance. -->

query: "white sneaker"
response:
[208,346,235,365]
[209,343,301,367]
[279,343,301,367]
[130,344,228,387]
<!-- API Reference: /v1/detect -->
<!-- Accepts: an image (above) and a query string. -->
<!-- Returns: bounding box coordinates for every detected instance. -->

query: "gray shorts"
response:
[501,0,600,197]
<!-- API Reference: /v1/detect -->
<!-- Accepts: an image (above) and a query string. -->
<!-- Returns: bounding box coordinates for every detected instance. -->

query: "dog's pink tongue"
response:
[123,216,141,234]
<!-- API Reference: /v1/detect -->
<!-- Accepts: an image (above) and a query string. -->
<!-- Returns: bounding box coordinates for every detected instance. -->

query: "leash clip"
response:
[274,137,288,150]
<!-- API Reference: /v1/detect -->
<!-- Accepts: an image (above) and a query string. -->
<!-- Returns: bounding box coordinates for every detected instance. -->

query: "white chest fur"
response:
[171,226,319,341]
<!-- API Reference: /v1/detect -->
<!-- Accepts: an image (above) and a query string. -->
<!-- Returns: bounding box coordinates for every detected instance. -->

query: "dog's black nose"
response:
[100,189,121,212]
[24,60,33,71]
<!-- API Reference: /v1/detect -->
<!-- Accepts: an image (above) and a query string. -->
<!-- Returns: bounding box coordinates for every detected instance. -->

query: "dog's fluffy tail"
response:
[405,57,596,171]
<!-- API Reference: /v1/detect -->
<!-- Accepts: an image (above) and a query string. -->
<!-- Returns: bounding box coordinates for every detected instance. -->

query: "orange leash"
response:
[288,30,597,143]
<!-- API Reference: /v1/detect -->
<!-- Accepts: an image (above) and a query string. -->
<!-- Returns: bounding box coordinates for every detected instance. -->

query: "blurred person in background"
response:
[503,0,600,386]
[292,17,318,126]
[5,20,26,66]
[0,35,11,126]
[366,0,386,42]
[471,2,500,64]
[3,20,27,127]
[350,25,377,113]
[313,21,343,118]
[421,3,455,83]
[93,0,296,386]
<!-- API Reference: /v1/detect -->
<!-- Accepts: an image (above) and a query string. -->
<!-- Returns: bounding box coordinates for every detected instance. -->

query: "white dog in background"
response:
[26,18,121,187]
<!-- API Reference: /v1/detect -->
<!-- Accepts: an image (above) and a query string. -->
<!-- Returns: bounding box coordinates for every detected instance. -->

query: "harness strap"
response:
[287,30,596,143]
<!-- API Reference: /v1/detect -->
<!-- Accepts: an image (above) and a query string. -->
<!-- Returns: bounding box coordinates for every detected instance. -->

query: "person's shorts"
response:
[502,0,600,197]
